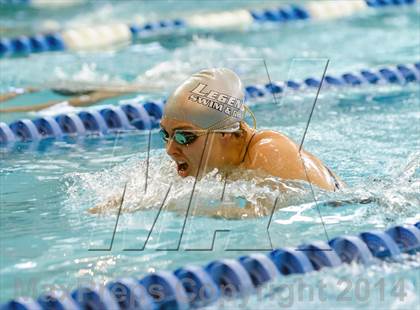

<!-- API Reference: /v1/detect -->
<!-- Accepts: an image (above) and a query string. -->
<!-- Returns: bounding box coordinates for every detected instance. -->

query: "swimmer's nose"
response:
[166,139,181,157]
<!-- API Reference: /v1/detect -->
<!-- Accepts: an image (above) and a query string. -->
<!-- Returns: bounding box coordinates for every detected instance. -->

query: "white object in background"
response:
[408,64,420,81]
[32,0,85,8]
[61,24,131,51]
[61,29,85,50]
[305,0,368,20]
[186,9,253,30]
[36,101,76,117]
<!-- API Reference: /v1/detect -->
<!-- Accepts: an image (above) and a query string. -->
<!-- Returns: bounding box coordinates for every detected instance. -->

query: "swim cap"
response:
[163,68,245,131]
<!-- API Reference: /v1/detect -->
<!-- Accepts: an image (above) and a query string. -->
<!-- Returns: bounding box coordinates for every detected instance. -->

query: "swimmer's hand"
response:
[88,196,122,215]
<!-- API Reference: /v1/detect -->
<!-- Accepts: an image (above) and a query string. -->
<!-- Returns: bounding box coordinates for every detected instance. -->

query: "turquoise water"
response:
[1,1,420,308]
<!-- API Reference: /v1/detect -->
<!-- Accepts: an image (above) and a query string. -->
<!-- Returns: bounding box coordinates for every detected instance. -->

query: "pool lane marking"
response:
[296,59,332,250]
[89,182,127,251]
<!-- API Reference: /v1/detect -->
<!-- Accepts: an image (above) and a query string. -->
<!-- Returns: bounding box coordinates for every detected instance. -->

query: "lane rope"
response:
[1,63,418,145]
[0,0,417,57]
[1,222,419,309]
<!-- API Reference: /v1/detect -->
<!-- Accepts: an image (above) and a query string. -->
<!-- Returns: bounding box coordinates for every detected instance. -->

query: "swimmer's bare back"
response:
[241,130,344,191]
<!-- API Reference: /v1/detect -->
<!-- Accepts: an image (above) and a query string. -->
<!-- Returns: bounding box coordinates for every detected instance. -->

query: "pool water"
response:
[1,1,419,308]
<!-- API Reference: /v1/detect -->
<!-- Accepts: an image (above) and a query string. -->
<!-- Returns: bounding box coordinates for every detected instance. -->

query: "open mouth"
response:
[176,160,189,177]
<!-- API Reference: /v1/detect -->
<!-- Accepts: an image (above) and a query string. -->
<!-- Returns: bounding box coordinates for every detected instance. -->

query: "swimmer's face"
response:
[160,118,232,178]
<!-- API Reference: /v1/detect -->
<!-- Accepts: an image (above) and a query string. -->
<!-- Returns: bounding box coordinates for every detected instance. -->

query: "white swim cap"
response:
[163,68,246,131]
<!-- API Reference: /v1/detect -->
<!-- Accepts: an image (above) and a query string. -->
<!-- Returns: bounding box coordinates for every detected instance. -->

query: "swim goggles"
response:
[159,126,240,146]
[160,105,257,146]
[159,129,202,145]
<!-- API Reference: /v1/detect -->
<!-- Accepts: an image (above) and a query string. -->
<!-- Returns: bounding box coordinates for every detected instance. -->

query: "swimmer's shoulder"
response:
[243,130,300,168]
[248,130,299,153]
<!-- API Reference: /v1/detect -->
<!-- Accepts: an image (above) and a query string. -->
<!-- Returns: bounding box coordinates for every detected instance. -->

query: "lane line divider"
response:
[1,222,419,309]
[0,0,417,57]
[0,63,418,145]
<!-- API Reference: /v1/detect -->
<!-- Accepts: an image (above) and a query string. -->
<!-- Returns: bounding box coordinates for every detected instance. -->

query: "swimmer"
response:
[160,67,344,191]
[0,83,163,113]
[90,68,344,218]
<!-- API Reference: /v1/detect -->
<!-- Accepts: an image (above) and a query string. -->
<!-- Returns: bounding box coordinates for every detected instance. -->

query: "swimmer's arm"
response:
[0,90,126,113]
[88,195,123,214]
[89,195,279,219]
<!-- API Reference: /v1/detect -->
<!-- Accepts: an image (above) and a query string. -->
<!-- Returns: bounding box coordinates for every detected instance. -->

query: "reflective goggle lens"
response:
[159,129,169,142]
[160,129,198,145]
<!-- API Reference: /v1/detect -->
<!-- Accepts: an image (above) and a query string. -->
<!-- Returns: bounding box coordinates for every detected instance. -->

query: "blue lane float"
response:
[359,231,401,258]
[174,265,219,308]
[238,254,279,287]
[121,103,152,130]
[251,5,309,22]
[0,122,16,144]
[37,291,79,310]
[143,101,164,124]
[55,114,86,136]
[0,298,42,310]
[129,19,186,39]
[1,0,418,58]
[268,247,314,275]
[10,36,32,55]
[78,110,109,134]
[139,271,189,310]
[366,0,416,7]
[297,241,342,270]
[329,235,374,265]
[28,35,48,53]
[99,106,133,131]
[107,278,155,310]
[205,259,255,298]
[1,223,419,310]
[0,33,65,57]
[1,63,419,146]
[71,285,120,310]
[0,100,163,145]
[385,225,420,254]
[243,63,420,99]
[9,119,41,142]
[33,117,63,139]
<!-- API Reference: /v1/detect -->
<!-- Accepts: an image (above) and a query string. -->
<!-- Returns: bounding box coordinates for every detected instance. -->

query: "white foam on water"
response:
[63,144,419,233]
[53,63,115,85]
[134,37,263,89]
[35,101,76,116]
[65,149,320,220]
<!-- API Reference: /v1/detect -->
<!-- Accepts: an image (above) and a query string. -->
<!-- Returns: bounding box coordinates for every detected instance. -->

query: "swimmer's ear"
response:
[233,131,243,138]
[220,133,233,140]
[221,132,242,139]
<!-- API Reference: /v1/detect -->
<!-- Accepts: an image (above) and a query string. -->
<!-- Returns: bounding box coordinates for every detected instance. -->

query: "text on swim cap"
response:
[188,83,244,119]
